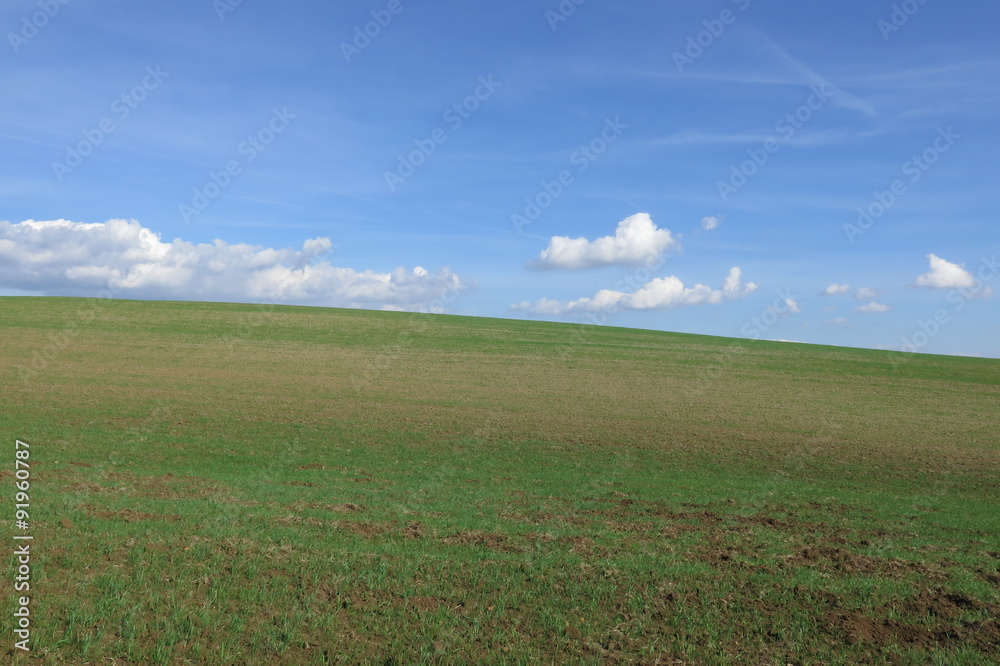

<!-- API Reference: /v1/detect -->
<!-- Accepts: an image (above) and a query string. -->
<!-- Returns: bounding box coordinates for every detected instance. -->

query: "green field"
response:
[2,296,998,664]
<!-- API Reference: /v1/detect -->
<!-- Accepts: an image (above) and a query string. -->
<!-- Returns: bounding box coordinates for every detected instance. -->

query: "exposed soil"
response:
[402,522,424,539]
[443,530,522,553]
[783,546,943,578]
[823,591,1000,653]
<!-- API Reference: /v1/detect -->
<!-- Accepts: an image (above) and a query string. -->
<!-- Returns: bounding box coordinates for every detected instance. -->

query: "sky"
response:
[2,0,998,358]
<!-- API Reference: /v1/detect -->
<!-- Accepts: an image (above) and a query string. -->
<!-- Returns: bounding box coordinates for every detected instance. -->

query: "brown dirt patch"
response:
[559,535,596,556]
[291,502,365,513]
[698,546,741,565]
[407,596,441,612]
[443,531,521,553]
[315,584,341,604]
[820,588,1000,653]
[738,513,789,529]
[275,515,326,526]
[659,522,700,539]
[579,495,723,526]
[976,570,1000,586]
[524,532,556,544]
[62,471,234,501]
[782,546,944,578]
[899,589,997,621]
[403,522,424,539]
[337,521,391,537]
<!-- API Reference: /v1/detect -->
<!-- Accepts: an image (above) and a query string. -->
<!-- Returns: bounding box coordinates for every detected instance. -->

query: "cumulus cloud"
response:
[915,254,975,289]
[0,219,464,311]
[700,216,721,231]
[775,297,801,314]
[763,296,799,320]
[855,301,890,313]
[825,317,852,327]
[854,287,877,300]
[511,266,757,315]
[822,283,850,295]
[528,213,679,270]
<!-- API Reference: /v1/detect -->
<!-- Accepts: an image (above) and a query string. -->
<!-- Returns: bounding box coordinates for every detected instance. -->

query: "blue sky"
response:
[2,0,998,357]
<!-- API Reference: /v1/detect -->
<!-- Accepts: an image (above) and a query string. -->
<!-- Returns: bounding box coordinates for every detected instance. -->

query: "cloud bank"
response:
[512,266,757,316]
[0,219,464,311]
[528,213,678,270]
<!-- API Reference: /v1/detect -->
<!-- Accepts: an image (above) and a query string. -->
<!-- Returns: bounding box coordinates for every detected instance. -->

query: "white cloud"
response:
[701,216,721,231]
[764,297,800,319]
[915,254,974,289]
[781,297,801,314]
[511,266,757,315]
[855,301,890,313]
[854,287,877,300]
[822,283,850,295]
[721,267,757,299]
[825,317,852,327]
[0,219,464,311]
[528,213,678,270]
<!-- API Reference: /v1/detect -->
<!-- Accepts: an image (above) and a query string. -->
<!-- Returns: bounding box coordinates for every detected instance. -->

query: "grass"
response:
[1,295,998,664]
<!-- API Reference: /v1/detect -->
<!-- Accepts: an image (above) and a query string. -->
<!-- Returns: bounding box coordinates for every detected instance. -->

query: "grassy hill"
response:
[2,296,998,664]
